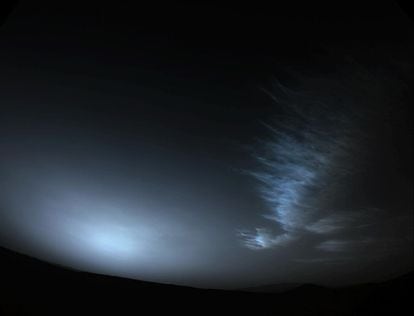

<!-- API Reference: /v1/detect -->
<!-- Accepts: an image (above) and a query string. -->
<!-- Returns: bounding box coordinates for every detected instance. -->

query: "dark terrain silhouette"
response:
[241,282,302,293]
[0,246,412,315]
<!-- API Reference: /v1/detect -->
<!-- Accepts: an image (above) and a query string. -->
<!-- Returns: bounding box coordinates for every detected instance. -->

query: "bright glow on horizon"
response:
[84,224,140,259]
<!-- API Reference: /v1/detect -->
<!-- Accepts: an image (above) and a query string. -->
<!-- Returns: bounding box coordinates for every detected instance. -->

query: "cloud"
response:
[240,61,413,279]
[316,240,352,252]
[239,228,297,250]
[241,83,357,249]
[316,239,374,252]
[305,213,358,234]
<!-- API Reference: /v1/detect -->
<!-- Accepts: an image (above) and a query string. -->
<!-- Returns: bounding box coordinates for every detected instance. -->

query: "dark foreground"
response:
[0,246,412,315]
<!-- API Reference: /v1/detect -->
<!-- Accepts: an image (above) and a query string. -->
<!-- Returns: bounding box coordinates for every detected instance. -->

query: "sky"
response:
[0,1,413,289]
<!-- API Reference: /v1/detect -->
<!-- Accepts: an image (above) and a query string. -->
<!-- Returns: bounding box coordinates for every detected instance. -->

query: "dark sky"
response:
[0,1,412,289]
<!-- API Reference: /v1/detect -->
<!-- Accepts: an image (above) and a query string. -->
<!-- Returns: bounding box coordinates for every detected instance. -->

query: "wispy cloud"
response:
[316,238,374,252]
[240,63,413,273]
[316,240,352,252]
[241,81,357,249]
[239,228,297,250]
[305,213,358,234]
